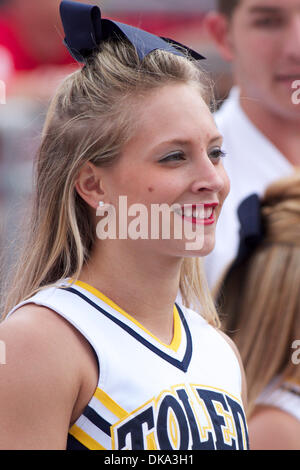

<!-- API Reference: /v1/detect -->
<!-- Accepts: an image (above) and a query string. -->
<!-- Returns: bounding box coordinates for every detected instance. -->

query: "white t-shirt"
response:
[205,87,293,288]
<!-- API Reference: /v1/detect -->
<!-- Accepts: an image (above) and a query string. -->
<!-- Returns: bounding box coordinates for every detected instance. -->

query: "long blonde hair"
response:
[2,39,220,327]
[217,171,300,416]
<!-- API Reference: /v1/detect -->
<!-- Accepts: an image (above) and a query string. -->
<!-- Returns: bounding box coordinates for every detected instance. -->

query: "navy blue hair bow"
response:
[231,193,265,269]
[60,1,205,63]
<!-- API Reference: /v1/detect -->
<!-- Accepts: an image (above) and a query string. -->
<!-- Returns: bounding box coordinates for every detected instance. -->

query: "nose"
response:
[189,154,228,196]
[282,15,300,62]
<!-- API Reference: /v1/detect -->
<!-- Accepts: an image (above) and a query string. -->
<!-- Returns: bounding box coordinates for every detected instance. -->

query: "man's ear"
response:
[75,162,105,210]
[204,12,235,62]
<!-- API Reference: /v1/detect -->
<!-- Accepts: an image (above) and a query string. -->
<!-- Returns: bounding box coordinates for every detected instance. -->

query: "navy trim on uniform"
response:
[83,405,112,436]
[67,433,89,450]
[62,287,193,372]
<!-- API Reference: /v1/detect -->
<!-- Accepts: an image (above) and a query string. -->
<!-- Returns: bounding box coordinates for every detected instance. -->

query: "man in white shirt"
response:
[204,0,300,288]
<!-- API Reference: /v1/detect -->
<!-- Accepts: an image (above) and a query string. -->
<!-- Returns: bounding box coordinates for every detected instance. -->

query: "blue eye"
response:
[209,148,227,163]
[159,151,186,163]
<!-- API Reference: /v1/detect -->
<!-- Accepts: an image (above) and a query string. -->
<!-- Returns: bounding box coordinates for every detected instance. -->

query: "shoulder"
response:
[2,302,91,369]
[216,330,248,410]
[248,405,300,450]
[0,303,97,449]
[179,304,208,326]
[182,306,247,408]
[179,304,216,334]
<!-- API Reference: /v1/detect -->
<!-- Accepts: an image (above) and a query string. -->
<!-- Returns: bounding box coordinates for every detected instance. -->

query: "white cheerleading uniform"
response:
[8,280,249,450]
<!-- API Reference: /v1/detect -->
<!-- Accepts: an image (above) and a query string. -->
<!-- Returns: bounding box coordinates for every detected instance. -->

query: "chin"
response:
[202,233,216,256]
[198,244,215,257]
[183,235,216,258]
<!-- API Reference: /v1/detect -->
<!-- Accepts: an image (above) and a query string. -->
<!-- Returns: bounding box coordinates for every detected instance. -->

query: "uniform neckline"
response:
[71,279,182,353]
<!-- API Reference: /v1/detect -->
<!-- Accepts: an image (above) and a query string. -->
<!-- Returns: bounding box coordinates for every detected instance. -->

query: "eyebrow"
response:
[210,134,223,144]
[160,135,223,147]
[248,6,283,15]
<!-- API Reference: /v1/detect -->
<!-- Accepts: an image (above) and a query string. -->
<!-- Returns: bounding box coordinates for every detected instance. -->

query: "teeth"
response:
[174,209,182,216]
[204,208,213,219]
[181,206,214,219]
[192,209,203,218]
[173,205,215,219]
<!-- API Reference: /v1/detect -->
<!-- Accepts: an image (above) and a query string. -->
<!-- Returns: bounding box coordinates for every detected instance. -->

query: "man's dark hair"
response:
[218,0,240,17]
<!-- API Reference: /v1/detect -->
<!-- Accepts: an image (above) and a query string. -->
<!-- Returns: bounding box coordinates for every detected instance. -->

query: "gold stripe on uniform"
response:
[72,279,182,352]
[146,432,158,450]
[94,388,129,419]
[69,424,106,450]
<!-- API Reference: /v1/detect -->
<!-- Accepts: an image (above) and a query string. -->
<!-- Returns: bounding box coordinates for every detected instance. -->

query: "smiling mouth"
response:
[174,204,218,225]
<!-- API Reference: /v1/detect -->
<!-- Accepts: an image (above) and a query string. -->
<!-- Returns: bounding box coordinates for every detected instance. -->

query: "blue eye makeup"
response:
[158,147,226,164]
[158,151,186,163]
[208,148,227,163]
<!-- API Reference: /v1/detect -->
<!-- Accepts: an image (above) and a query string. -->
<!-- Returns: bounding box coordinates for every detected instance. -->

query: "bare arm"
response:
[0,304,97,450]
[248,405,300,450]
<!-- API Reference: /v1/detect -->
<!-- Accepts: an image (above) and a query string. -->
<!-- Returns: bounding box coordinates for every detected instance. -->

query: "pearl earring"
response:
[98,201,105,207]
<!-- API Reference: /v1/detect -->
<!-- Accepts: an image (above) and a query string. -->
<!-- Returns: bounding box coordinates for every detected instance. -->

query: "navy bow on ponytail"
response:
[60,0,205,63]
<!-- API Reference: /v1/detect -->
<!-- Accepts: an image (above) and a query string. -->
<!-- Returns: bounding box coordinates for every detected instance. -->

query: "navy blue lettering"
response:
[226,396,249,449]
[196,389,236,450]
[117,407,154,450]
[156,395,189,450]
[176,388,214,450]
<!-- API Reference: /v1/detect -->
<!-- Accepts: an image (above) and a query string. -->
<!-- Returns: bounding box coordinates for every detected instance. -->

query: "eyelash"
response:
[159,151,186,163]
[159,148,227,164]
[209,148,227,162]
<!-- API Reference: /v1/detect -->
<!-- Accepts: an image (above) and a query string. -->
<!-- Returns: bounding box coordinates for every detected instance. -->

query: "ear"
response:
[203,12,235,62]
[75,162,105,210]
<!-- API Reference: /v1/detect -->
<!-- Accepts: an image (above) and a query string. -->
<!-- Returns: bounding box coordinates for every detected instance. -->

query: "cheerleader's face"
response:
[100,83,230,257]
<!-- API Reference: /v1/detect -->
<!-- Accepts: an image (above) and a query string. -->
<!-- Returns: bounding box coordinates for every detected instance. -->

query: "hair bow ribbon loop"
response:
[60,0,205,63]
[60,1,102,62]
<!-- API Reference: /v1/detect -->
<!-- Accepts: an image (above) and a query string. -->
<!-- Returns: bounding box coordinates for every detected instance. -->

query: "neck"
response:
[239,92,300,167]
[79,241,183,344]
